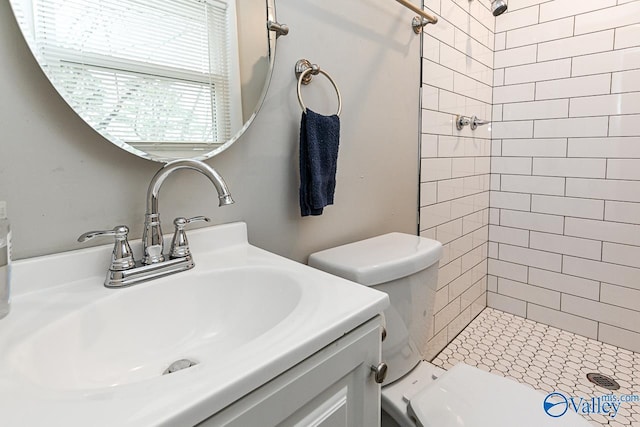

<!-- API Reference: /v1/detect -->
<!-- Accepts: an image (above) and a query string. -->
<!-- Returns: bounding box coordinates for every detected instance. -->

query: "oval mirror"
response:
[9,0,283,162]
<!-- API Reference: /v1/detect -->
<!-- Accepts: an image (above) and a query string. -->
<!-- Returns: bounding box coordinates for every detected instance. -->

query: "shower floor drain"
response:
[586,373,620,390]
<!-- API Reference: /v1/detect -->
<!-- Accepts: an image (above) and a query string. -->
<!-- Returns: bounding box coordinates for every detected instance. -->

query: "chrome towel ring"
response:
[295,59,342,117]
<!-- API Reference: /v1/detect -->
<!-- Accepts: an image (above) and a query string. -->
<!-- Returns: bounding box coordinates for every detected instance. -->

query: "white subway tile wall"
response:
[488,0,640,353]
[420,0,492,359]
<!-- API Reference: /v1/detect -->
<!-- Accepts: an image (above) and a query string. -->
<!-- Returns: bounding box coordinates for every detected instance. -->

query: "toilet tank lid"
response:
[308,233,442,286]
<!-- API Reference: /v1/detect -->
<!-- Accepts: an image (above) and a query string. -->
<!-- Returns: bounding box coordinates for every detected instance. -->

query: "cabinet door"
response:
[290,382,350,426]
[201,317,383,427]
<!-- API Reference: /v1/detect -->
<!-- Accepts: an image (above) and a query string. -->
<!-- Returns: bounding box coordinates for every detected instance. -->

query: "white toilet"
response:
[309,233,592,427]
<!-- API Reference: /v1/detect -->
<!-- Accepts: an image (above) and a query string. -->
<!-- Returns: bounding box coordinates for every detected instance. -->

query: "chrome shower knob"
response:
[470,116,490,130]
[456,115,471,130]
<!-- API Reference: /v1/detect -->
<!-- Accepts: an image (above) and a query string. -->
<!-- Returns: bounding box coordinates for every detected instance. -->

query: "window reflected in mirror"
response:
[9,0,276,161]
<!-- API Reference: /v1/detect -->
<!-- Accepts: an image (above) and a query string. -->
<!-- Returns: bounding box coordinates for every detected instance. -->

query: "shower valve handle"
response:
[456,115,471,130]
[471,116,490,130]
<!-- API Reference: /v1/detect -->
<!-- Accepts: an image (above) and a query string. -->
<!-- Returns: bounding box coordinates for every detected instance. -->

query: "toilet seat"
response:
[406,363,592,427]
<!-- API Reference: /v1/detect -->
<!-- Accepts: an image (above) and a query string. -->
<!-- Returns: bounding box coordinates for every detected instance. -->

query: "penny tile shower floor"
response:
[431,308,640,427]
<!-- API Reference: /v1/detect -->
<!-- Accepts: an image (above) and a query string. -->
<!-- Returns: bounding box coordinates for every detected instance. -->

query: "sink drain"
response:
[586,373,620,391]
[163,359,198,375]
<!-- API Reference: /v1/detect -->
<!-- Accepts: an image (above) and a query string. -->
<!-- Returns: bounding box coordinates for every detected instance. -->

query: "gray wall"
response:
[0,0,420,263]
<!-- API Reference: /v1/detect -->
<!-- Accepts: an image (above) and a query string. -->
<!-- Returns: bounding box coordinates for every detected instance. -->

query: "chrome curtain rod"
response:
[395,0,438,24]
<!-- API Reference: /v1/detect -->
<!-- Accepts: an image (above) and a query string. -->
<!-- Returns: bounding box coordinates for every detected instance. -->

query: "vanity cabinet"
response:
[199,317,383,427]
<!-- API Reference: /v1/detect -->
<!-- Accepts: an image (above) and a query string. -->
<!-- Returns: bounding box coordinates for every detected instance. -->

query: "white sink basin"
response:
[0,222,388,426]
[7,267,303,390]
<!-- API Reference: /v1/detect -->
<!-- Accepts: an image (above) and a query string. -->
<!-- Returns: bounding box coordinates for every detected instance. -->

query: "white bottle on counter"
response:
[0,201,11,319]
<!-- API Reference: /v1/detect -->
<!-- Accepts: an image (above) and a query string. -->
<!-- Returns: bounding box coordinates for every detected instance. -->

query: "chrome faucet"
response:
[79,159,234,288]
[143,159,234,265]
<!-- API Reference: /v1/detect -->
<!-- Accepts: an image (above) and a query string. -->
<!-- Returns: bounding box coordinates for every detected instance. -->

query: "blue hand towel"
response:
[299,108,341,216]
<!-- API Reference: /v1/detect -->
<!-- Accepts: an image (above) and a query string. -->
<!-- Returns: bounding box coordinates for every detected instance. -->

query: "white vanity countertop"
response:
[0,222,388,426]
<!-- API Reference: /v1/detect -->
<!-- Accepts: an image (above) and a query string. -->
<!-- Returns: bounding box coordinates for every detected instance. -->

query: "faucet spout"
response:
[143,159,234,265]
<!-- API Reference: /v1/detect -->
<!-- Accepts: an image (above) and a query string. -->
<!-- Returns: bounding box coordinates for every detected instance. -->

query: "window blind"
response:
[33,0,235,146]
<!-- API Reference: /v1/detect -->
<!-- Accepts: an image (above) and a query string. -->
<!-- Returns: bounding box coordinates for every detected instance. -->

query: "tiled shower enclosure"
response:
[420,0,640,354]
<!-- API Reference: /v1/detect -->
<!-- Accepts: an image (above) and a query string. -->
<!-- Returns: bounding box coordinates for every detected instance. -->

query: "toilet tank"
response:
[308,233,442,384]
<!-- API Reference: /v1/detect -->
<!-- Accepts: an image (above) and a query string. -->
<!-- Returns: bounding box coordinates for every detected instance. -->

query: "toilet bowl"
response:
[309,233,592,427]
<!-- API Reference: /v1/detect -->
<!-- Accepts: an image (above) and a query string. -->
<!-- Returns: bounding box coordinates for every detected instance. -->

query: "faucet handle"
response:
[170,217,211,259]
[470,116,491,130]
[78,226,136,271]
[455,115,471,130]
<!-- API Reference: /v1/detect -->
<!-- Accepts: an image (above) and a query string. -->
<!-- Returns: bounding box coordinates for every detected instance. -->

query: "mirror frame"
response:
[9,0,280,163]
